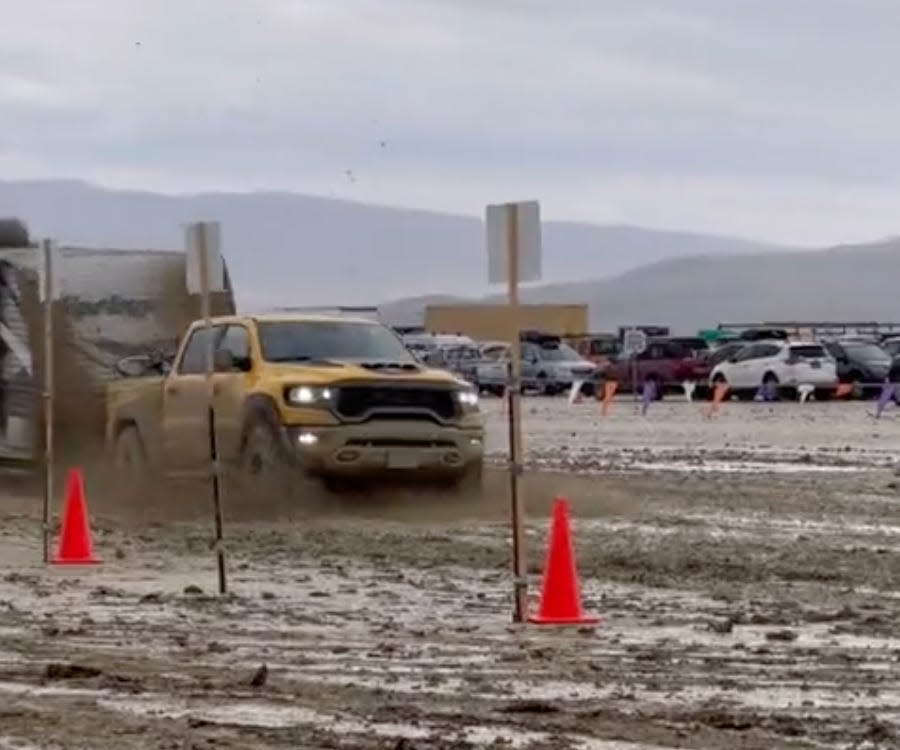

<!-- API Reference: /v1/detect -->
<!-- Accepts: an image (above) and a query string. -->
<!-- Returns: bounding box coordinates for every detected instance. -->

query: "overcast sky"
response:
[3,0,900,246]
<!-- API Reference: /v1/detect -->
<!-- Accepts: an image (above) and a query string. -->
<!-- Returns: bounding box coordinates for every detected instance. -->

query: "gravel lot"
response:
[1,398,899,749]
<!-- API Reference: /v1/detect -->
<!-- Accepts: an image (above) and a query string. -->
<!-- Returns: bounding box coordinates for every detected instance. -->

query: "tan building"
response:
[424,303,588,341]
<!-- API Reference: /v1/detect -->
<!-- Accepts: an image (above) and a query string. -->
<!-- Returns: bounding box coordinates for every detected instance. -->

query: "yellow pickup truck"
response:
[106,314,485,500]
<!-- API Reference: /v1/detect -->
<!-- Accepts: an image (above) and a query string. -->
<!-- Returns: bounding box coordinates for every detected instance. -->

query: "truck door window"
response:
[219,325,251,370]
[178,327,223,374]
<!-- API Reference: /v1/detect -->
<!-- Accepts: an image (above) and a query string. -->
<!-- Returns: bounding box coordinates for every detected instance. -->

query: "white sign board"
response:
[622,329,648,356]
[185,221,224,294]
[485,201,542,284]
[37,240,63,302]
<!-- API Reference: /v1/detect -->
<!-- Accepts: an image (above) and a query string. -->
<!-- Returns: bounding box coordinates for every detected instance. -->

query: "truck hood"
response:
[262,361,468,387]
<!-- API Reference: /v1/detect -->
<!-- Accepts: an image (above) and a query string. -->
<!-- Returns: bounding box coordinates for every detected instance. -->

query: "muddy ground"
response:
[1,398,899,749]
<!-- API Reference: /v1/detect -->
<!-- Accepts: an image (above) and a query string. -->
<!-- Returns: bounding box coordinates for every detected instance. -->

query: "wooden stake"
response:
[506,204,527,623]
[196,222,227,595]
[41,240,54,564]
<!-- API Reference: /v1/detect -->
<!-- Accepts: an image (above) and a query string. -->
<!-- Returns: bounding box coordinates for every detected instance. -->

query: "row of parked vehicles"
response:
[403,331,599,397]
[403,327,900,401]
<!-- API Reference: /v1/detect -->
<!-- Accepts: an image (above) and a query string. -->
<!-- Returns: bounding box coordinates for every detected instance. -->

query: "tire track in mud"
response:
[2,490,900,750]
[2,399,900,748]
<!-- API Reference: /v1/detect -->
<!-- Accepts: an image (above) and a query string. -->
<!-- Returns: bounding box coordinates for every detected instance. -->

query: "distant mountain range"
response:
[1,179,788,311]
[380,239,900,333]
[2,178,896,334]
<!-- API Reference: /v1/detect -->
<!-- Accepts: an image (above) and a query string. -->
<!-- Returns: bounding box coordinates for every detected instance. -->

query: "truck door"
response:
[163,325,223,476]
[211,324,254,464]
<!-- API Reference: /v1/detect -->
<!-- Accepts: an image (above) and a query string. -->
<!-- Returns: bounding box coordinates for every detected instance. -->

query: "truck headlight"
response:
[455,387,479,411]
[285,385,334,406]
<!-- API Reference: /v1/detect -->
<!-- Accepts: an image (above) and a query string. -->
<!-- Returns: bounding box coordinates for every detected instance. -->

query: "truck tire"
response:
[239,419,295,503]
[451,461,483,496]
[113,425,153,506]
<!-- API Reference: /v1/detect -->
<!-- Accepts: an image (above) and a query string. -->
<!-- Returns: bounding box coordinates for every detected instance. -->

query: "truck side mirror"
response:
[114,355,151,377]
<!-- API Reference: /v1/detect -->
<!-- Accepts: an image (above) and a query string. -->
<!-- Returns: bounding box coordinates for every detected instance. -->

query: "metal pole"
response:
[506,204,528,623]
[196,223,227,595]
[41,240,54,564]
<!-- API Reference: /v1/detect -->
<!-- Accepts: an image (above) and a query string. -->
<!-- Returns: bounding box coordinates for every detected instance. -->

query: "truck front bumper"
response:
[284,421,484,478]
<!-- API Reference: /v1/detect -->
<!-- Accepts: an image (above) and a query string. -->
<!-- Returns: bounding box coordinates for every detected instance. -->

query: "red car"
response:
[602,338,712,398]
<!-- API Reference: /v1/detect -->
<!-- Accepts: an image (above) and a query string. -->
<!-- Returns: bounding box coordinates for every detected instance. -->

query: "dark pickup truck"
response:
[601,338,712,398]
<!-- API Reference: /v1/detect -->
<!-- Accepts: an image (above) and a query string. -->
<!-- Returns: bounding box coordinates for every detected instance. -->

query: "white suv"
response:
[709,340,837,398]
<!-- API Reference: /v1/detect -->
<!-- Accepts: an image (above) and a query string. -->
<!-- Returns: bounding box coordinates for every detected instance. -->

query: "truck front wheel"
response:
[240,421,294,499]
[452,461,483,496]
[113,425,153,506]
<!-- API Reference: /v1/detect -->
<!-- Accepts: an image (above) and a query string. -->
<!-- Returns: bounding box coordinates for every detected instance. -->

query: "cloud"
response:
[2,0,900,245]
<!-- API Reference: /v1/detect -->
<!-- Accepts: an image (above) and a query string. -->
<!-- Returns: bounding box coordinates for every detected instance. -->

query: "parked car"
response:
[424,343,482,384]
[602,338,712,398]
[566,334,621,370]
[478,341,510,361]
[881,336,900,365]
[668,337,713,357]
[523,338,599,395]
[702,341,747,368]
[882,338,900,384]
[402,333,475,363]
[737,328,789,342]
[474,334,599,396]
[821,339,894,397]
[709,340,837,399]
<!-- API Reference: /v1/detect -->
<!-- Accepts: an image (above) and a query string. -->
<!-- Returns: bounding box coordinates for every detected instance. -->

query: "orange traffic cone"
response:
[52,468,101,565]
[706,382,729,418]
[600,381,618,416]
[529,497,598,625]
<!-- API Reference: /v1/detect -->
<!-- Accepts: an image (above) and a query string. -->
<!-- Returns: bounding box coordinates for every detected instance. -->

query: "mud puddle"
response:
[3,410,900,749]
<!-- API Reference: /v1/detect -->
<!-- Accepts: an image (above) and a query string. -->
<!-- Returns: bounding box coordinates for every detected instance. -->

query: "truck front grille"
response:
[336,385,457,421]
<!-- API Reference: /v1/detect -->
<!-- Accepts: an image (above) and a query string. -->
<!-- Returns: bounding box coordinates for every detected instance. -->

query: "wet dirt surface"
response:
[483,397,900,475]
[1,399,899,748]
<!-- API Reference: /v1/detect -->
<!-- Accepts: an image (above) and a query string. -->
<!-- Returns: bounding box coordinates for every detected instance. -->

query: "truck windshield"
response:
[257,321,416,363]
